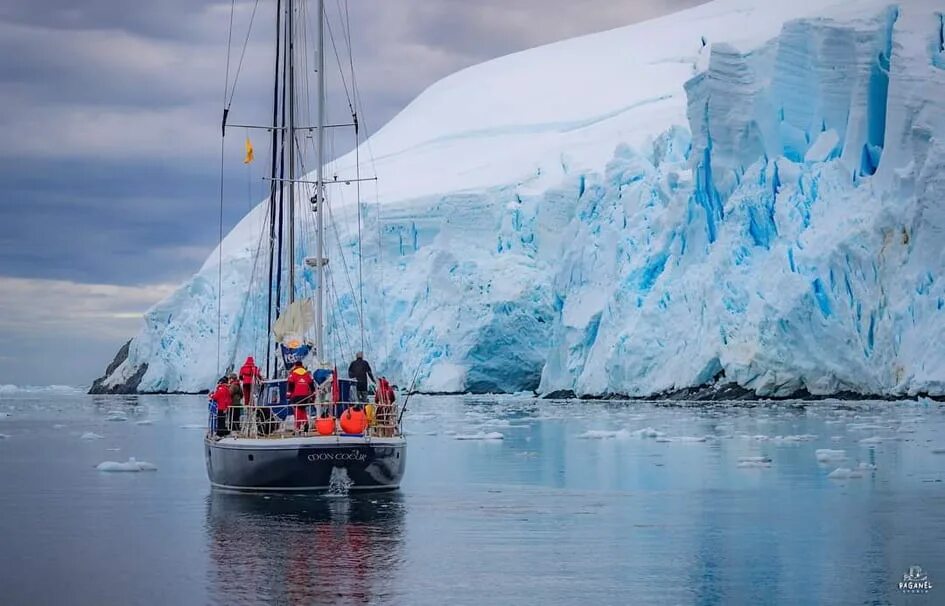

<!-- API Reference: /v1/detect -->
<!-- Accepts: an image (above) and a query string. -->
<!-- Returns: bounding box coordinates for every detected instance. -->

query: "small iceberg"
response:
[815,449,847,463]
[578,429,630,440]
[80,432,104,440]
[827,467,863,479]
[96,457,157,472]
[454,432,504,440]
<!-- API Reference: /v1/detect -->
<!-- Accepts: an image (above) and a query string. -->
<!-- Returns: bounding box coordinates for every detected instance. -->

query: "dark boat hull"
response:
[205,436,406,492]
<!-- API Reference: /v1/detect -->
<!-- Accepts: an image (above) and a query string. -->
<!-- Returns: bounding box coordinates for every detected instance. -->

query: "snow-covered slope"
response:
[95,0,945,397]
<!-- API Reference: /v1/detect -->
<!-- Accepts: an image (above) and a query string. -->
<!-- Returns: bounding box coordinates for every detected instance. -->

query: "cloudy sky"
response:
[0,0,702,386]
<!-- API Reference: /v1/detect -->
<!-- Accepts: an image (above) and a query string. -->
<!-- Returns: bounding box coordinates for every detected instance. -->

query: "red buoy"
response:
[340,408,367,434]
[315,416,335,436]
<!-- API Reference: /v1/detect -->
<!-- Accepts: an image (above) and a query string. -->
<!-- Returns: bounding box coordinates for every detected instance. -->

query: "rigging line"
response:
[217,0,237,376]
[324,11,353,113]
[226,0,262,109]
[346,0,365,353]
[228,197,270,364]
[266,0,284,378]
[326,199,365,337]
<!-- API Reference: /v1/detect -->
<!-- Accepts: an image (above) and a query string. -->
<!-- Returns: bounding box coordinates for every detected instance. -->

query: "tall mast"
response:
[314,0,326,359]
[286,0,296,304]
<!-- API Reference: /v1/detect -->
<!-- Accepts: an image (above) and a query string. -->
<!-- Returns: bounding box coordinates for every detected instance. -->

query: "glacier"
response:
[93,0,945,398]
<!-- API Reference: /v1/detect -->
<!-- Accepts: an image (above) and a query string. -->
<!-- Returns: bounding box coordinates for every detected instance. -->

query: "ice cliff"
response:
[93,0,945,397]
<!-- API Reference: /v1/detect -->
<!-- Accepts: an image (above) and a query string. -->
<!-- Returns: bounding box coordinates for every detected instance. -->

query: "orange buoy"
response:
[340,407,368,434]
[315,416,335,436]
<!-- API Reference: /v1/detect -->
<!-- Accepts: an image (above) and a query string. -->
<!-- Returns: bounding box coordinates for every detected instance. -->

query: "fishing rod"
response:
[396,362,424,427]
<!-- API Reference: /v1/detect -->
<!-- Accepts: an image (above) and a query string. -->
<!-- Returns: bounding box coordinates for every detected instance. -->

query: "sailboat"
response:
[204,0,407,492]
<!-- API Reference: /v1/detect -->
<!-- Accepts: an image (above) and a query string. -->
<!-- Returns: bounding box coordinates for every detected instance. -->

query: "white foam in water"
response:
[827,467,863,479]
[454,432,504,440]
[815,449,847,463]
[96,457,157,472]
[80,432,104,440]
[578,429,631,440]
[327,467,353,496]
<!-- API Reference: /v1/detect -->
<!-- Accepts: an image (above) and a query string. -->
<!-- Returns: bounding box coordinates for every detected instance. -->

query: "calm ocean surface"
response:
[1,390,943,605]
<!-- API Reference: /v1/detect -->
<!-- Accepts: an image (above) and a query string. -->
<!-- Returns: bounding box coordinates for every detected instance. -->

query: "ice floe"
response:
[632,427,665,439]
[737,456,772,468]
[96,457,157,472]
[454,432,504,440]
[80,432,104,440]
[815,449,847,463]
[827,467,863,479]
[578,429,631,439]
[105,411,128,422]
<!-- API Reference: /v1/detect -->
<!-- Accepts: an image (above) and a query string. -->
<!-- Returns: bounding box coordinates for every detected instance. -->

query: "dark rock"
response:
[89,340,149,394]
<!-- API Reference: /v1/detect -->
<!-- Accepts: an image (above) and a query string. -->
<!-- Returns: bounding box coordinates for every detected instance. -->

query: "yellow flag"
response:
[243,136,254,164]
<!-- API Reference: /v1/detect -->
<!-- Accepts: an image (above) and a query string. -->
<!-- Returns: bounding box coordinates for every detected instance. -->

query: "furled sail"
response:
[272,299,314,344]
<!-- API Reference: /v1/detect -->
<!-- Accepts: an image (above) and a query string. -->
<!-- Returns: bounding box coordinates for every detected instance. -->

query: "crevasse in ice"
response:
[98,0,945,397]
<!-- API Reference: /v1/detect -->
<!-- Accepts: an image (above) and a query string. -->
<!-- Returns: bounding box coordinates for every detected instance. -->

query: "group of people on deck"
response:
[211,352,395,437]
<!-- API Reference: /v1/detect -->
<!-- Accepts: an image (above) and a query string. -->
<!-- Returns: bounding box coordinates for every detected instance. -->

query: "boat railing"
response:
[208,397,402,440]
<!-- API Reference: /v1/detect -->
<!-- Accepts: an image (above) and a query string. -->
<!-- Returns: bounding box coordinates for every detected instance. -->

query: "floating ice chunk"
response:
[135,420,153,426]
[827,467,863,479]
[179,424,206,430]
[776,434,817,442]
[578,429,631,439]
[454,432,504,440]
[105,411,128,422]
[632,427,665,439]
[96,457,157,472]
[815,449,847,463]
[737,456,772,468]
[857,462,876,470]
[848,424,889,432]
[858,436,886,444]
[80,432,104,440]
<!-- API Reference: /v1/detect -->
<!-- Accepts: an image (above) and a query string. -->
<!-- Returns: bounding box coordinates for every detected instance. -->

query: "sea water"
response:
[0,391,943,605]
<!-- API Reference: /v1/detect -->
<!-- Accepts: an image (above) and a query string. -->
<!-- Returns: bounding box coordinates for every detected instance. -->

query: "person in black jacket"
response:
[348,352,375,403]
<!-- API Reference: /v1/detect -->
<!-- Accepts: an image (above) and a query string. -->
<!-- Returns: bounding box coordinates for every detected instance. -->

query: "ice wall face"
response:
[541,1,945,397]
[95,0,945,397]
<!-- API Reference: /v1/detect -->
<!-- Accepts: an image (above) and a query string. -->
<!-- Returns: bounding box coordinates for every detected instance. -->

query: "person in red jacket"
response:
[212,377,232,437]
[239,356,262,404]
[287,361,315,433]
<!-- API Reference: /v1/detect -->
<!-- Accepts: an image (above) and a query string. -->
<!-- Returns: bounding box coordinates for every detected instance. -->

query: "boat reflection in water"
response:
[206,491,405,604]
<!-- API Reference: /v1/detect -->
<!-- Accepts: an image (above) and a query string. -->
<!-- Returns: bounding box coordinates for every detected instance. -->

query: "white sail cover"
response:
[272,299,314,344]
